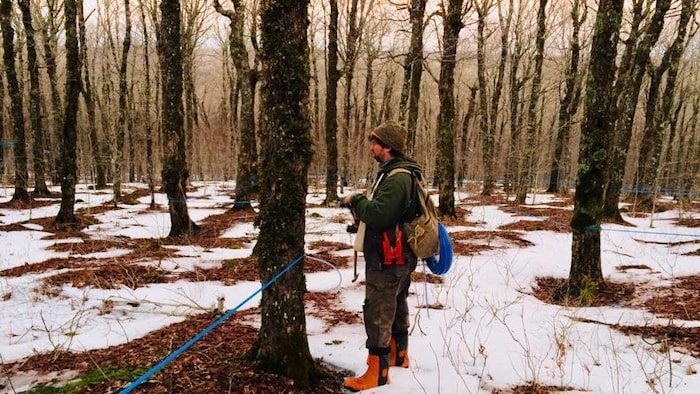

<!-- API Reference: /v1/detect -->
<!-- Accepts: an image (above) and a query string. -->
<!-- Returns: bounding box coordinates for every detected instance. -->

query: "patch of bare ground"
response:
[441,206,481,226]
[0,310,346,393]
[449,230,534,256]
[0,196,61,210]
[411,270,444,284]
[632,237,700,256]
[0,205,352,392]
[532,277,636,308]
[533,274,700,363]
[676,217,700,228]
[0,214,100,237]
[635,275,700,321]
[306,291,362,331]
[462,194,509,206]
[507,382,582,393]
[499,205,572,232]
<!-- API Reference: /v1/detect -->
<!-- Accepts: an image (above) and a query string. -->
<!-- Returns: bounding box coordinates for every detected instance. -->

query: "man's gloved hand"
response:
[341,194,359,208]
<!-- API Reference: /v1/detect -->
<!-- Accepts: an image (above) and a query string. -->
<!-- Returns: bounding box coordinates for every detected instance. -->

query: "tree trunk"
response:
[547,0,585,195]
[476,0,494,196]
[1,0,30,202]
[214,0,258,210]
[636,0,693,208]
[54,0,81,227]
[41,1,63,185]
[78,0,107,189]
[159,0,199,238]
[603,0,670,221]
[568,0,624,296]
[400,0,426,156]
[324,0,339,204]
[0,71,4,178]
[19,0,50,196]
[340,0,360,189]
[114,0,132,202]
[459,85,478,183]
[679,95,700,196]
[139,0,155,208]
[436,0,463,218]
[253,0,316,389]
[515,0,547,204]
[504,10,525,194]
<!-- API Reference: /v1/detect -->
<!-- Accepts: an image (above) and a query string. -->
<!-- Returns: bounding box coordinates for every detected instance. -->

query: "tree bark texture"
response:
[636,0,693,206]
[569,0,624,293]
[41,1,64,185]
[482,0,510,196]
[19,0,50,196]
[137,0,155,207]
[548,0,585,195]
[159,0,198,238]
[254,0,316,389]
[436,0,463,218]
[114,0,132,202]
[515,0,547,204]
[603,0,670,220]
[214,0,259,209]
[1,0,30,202]
[55,0,81,226]
[476,2,491,195]
[0,69,4,178]
[400,0,426,156]
[324,0,339,205]
[340,0,360,189]
[78,0,107,189]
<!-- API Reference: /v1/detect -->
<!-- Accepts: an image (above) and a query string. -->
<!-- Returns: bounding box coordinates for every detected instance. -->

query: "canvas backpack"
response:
[389,168,440,259]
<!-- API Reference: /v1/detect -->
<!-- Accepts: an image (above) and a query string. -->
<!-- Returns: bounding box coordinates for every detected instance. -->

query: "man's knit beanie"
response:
[370,121,407,154]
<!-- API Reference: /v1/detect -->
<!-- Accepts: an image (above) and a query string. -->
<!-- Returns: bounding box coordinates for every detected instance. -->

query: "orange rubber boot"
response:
[344,353,390,392]
[390,336,409,368]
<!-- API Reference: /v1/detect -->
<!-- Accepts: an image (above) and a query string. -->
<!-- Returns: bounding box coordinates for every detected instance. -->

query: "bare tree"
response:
[1,0,30,202]
[181,0,209,177]
[158,0,198,237]
[504,5,526,193]
[137,0,156,207]
[567,0,624,297]
[436,0,466,218]
[324,0,340,204]
[636,0,695,207]
[339,0,362,188]
[547,0,586,195]
[39,0,63,185]
[485,0,512,195]
[55,0,81,227]
[400,0,427,156]
[253,0,318,388]
[475,0,494,195]
[113,0,132,202]
[19,0,50,196]
[0,70,4,178]
[515,0,547,204]
[214,0,259,210]
[603,0,671,221]
[78,0,107,189]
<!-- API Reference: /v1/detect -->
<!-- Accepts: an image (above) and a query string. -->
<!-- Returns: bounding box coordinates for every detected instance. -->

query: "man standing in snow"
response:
[342,121,421,391]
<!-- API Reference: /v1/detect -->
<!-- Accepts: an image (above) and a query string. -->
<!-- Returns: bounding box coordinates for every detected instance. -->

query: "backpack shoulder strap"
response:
[388,168,411,177]
[388,168,422,224]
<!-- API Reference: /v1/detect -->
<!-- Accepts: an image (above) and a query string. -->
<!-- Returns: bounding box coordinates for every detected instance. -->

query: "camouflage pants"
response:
[363,258,417,350]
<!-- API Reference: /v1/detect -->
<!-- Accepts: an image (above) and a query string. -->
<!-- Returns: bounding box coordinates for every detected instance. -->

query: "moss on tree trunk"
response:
[569,0,624,296]
[253,0,318,389]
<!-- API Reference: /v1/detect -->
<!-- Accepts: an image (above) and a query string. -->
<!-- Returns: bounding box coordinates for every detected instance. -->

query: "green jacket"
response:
[350,157,422,231]
[350,157,422,266]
